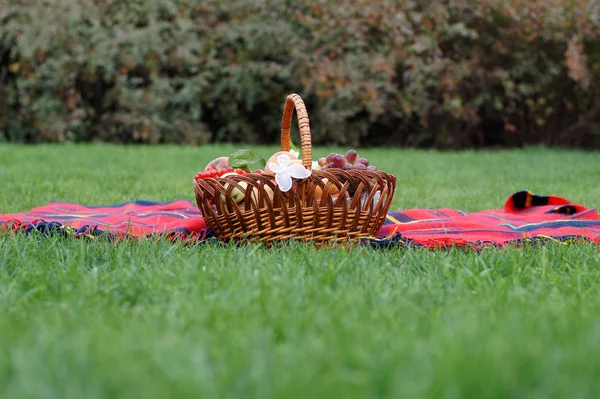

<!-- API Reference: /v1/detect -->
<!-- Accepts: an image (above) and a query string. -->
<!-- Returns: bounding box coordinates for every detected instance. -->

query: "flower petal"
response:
[268,162,284,174]
[285,163,312,179]
[277,154,291,167]
[275,171,293,192]
[290,149,300,159]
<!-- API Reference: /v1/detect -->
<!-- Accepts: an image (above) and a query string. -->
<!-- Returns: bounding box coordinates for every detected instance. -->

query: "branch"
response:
[0,9,20,24]
[558,99,600,141]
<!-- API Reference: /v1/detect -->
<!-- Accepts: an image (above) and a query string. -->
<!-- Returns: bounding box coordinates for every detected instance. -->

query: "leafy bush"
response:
[1,0,599,148]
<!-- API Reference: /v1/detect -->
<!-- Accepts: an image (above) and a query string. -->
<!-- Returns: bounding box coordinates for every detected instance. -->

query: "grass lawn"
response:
[0,143,600,398]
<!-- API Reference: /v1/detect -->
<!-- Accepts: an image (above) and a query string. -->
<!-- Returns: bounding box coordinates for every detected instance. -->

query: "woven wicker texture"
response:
[193,94,397,243]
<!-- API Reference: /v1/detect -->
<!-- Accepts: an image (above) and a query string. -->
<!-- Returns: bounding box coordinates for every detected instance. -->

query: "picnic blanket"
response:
[1,191,599,248]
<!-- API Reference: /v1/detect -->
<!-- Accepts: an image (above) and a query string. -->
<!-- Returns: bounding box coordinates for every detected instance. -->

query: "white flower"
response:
[311,160,321,170]
[290,149,300,159]
[268,154,311,192]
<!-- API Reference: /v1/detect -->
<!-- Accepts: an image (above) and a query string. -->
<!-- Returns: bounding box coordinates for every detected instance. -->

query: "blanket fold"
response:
[2,191,599,248]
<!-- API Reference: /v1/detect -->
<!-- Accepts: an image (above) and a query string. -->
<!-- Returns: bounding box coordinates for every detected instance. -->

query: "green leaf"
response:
[228,149,266,172]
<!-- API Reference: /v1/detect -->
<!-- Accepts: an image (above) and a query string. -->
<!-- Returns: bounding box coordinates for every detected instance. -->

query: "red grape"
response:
[345,150,358,164]
[326,153,337,164]
[318,150,379,172]
[355,157,369,167]
[333,154,347,168]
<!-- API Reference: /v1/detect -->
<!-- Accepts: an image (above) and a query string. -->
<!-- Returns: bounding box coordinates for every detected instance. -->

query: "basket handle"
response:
[281,93,312,169]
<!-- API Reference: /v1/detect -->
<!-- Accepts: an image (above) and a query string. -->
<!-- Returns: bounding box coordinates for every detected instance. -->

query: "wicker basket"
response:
[193,93,396,244]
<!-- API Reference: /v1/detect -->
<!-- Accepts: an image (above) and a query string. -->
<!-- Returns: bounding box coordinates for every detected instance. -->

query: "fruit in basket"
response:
[260,183,276,202]
[332,154,346,168]
[218,173,275,207]
[204,156,229,171]
[313,177,340,202]
[288,158,322,171]
[345,150,358,164]
[221,181,247,204]
[355,157,369,167]
[319,150,375,171]
[195,167,235,180]
[220,182,274,211]
[264,151,298,175]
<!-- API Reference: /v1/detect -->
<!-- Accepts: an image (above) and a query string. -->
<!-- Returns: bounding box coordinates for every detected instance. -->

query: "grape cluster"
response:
[317,150,377,171]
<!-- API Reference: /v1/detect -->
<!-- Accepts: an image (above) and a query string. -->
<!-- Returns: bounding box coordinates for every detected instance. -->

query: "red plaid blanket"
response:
[1,191,599,248]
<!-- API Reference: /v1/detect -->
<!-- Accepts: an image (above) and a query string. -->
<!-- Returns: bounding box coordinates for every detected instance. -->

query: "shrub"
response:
[1,0,599,148]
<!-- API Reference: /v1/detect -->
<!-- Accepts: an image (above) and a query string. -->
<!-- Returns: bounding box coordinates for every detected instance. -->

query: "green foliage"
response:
[228,149,266,172]
[1,0,599,147]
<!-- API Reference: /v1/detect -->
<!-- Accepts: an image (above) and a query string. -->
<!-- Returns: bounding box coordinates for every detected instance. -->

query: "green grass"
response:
[0,144,599,399]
